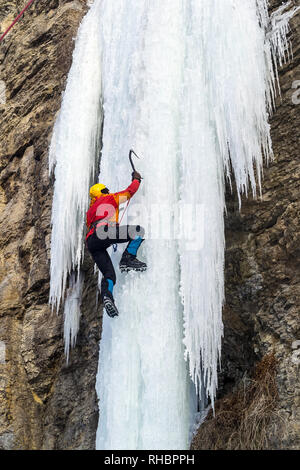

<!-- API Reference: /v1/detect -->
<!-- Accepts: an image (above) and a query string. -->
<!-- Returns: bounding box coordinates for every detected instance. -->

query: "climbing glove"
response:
[132,171,142,182]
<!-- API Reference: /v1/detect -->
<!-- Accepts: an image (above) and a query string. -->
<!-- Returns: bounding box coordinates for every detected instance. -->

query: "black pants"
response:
[86,224,145,298]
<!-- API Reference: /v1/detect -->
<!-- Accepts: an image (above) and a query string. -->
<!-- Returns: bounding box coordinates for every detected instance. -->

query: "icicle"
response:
[268,2,296,64]
[49,0,102,312]
[63,273,84,364]
[258,0,300,98]
[180,0,298,408]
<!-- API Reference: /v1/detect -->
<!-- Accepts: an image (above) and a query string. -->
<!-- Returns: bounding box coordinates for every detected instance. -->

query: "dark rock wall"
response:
[0,0,101,450]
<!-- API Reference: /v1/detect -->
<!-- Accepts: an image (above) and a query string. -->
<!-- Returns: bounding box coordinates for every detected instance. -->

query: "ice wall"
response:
[95,0,298,447]
[49,1,102,353]
[96,0,192,450]
[49,1,102,312]
[180,0,299,406]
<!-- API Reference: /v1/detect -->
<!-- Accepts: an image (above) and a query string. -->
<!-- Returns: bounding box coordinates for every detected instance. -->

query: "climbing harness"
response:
[0,0,36,43]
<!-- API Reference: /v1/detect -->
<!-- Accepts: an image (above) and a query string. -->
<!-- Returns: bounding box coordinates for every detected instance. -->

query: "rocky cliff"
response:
[0,0,299,450]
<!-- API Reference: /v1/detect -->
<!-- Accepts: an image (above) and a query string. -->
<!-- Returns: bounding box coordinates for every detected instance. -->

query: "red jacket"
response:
[86,179,140,239]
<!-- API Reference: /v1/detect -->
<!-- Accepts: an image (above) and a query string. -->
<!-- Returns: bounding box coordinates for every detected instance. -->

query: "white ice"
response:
[63,272,84,363]
[49,0,103,313]
[96,0,297,447]
[49,1,103,356]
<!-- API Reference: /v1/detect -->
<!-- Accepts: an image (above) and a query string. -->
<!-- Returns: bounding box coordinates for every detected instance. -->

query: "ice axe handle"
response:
[129,150,143,179]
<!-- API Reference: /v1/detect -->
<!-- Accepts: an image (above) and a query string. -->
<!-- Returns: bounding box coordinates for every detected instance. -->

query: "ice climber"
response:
[86,170,146,318]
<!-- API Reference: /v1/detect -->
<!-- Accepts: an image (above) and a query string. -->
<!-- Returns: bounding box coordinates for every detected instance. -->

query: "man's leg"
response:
[126,236,144,256]
[96,250,116,299]
[87,234,119,317]
[118,225,147,272]
[95,251,119,318]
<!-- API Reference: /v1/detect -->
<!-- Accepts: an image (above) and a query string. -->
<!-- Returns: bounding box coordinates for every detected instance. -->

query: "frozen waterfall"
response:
[48,0,298,451]
[49,0,103,351]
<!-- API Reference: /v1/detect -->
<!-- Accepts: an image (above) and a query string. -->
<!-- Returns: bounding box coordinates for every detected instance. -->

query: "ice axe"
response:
[129,149,143,179]
[118,149,143,228]
[118,149,143,227]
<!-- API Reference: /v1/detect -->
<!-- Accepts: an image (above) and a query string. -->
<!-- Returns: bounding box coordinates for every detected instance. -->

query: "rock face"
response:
[192,0,300,450]
[0,0,299,451]
[0,0,101,450]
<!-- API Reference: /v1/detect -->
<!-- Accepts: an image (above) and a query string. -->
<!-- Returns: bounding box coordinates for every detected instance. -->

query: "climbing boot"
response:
[103,292,119,318]
[119,250,147,273]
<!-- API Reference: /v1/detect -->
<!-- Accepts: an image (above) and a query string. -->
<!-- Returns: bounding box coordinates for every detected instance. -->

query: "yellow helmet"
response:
[89,183,107,199]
